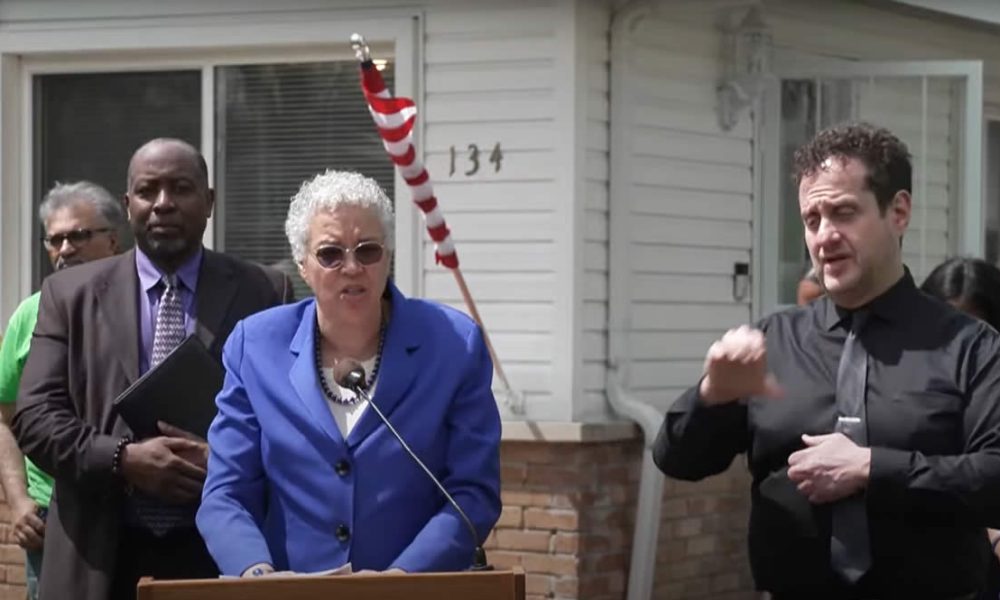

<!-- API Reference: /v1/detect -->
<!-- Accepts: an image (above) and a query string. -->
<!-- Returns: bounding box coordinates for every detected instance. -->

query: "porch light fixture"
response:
[717,5,773,131]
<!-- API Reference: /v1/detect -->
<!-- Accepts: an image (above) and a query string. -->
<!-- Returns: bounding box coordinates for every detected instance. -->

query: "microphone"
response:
[334,360,492,571]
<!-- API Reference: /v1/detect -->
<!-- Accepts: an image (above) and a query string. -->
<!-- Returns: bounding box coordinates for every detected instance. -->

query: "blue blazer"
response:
[197,283,502,575]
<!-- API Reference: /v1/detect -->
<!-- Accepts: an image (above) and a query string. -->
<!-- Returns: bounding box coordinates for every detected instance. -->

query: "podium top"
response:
[137,567,526,600]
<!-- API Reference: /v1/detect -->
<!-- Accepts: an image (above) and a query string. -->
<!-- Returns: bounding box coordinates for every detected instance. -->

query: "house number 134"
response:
[449,143,503,176]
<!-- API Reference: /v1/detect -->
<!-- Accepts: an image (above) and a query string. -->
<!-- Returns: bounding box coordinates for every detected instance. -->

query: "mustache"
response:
[54,257,81,271]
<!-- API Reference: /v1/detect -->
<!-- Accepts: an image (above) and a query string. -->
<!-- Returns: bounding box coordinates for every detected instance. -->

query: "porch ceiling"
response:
[891,0,1000,27]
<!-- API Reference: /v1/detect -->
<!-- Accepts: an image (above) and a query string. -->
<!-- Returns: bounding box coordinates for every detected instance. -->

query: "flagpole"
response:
[450,267,518,405]
[351,33,524,414]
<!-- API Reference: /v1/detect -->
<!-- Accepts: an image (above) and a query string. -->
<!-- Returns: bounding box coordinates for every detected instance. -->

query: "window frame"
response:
[985,114,1000,265]
[0,10,422,324]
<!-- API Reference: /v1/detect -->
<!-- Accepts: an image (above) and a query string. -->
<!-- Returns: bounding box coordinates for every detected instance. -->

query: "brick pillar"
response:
[0,488,28,598]
[654,465,757,599]
[493,437,758,600]
[490,439,640,600]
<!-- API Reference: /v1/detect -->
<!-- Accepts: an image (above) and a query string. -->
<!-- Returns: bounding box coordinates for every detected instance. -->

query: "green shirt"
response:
[0,292,53,508]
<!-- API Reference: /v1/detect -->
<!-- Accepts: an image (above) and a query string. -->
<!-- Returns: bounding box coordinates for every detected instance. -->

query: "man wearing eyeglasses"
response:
[0,180,125,600]
[12,138,294,600]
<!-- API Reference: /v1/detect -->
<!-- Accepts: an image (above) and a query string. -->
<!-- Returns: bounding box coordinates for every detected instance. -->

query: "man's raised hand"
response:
[699,325,784,406]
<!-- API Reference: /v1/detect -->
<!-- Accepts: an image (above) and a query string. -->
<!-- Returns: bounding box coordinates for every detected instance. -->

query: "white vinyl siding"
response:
[610,5,754,413]
[578,0,611,421]
[423,2,566,420]
[765,0,1000,283]
[0,0,574,422]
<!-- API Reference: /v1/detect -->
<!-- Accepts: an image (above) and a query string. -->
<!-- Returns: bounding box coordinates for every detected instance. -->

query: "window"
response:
[215,60,395,298]
[985,120,1000,264]
[758,62,981,316]
[31,59,395,298]
[33,70,201,285]
[775,79,852,305]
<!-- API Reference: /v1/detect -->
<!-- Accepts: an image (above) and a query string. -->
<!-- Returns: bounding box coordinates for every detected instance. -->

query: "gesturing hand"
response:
[787,433,871,504]
[699,325,784,405]
[120,435,207,504]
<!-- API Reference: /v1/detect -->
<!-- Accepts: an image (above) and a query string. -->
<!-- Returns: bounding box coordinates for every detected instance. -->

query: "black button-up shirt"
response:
[654,272,1000,597]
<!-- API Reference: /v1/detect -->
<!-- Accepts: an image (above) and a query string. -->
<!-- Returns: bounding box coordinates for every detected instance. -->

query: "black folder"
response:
[113,335,224,439]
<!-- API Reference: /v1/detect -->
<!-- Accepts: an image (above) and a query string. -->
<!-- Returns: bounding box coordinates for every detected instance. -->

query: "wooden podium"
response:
[136,567,525,600]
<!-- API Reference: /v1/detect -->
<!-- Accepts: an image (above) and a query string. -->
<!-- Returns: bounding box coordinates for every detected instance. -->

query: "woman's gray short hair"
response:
[285,170,395,263]
[38,181,126,232]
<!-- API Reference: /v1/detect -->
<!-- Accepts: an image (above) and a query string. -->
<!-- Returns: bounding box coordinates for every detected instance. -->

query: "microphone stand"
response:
[344,369,492,571]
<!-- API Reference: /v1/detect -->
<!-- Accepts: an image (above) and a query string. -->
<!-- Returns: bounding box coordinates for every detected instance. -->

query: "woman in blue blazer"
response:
[196,170,502,577]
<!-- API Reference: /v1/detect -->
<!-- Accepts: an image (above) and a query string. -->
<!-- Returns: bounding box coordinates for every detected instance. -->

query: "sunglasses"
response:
[313,241,385,270]
[42,227,112,250]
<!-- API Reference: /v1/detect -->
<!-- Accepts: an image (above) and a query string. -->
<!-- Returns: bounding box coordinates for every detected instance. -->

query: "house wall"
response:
[765,0,1000,284]
[419,1,569,420]
[611,0,1000,414]
[607,4,760,598]
[768,0,1000,111]
[577,0,613,421]
[1,0,1000,598]
[607,1,1000,598]
[0,489,24,599]
[491,434,758,600]
[0,0,583,421]
[610,1,754,415]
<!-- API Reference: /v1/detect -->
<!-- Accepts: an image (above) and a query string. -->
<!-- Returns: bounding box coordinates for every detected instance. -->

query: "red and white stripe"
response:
[360,64,458,269]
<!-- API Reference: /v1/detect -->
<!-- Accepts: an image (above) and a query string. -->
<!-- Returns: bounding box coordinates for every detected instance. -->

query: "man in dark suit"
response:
[13,138,294,600]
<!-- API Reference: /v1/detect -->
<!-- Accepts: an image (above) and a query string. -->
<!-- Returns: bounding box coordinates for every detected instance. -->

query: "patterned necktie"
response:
[128,273,195,535]
[830,310,872,584]
[151,274,186,366]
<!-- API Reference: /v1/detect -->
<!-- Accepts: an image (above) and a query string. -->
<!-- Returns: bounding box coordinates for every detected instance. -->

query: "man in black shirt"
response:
[654,122,1000,599]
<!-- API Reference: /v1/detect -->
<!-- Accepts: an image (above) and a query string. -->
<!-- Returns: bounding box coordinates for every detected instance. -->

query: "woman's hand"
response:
[241,563,275,577]
[353,568,406,576]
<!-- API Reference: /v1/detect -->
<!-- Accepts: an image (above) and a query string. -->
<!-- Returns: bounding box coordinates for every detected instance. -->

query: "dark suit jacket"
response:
[12,248,293,600]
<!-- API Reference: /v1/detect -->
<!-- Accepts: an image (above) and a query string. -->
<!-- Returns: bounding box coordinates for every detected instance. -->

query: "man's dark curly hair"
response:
[793,122,912,214]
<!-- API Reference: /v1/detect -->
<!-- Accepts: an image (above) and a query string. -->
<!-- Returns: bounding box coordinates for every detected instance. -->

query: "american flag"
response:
[358,57,459,270]
[352,35,524,414]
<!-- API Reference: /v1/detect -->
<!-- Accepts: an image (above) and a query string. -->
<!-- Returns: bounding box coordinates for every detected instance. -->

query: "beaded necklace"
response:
[314,311,387,405]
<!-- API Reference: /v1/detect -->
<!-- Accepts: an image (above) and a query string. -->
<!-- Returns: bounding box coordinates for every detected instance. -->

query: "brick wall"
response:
[494,438,757,600]
[0,489,27,599]
[655,466,756,599]
[490,440,640,600]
